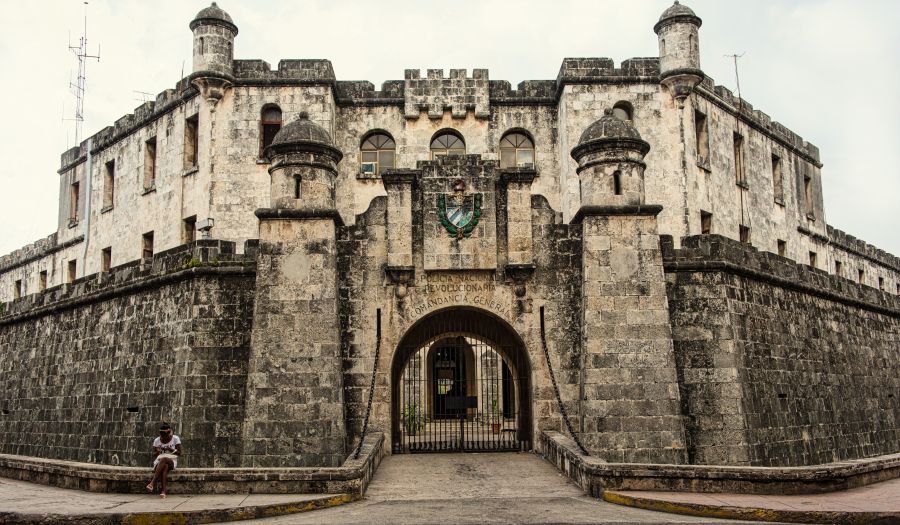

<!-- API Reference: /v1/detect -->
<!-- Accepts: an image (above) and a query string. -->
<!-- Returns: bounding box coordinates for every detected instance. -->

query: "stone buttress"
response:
[571,109,687,463]
[240,114,347,467]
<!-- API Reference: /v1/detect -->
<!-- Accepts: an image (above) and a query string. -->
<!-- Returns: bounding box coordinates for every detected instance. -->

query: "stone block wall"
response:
[665,234,900,466]
[0,241,255,468]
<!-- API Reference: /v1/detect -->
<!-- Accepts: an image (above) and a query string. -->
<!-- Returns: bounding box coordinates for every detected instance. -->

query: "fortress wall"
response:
[0,241,255,468]
[665,234,900,466]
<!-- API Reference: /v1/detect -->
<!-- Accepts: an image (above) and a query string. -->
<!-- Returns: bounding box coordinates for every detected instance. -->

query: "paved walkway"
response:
[226,453,753,524]
[604,477,900,524]
[0,476,350,524]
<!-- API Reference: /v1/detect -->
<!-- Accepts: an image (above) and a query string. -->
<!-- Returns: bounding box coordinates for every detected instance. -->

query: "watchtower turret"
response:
[570,109,651,208]
[190,2,237,76]
[654,1,703,104]
[189,3,237,104]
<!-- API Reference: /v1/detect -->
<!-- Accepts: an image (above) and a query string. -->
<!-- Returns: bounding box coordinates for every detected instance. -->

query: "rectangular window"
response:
[14,280,22,299]
[144,137,157,190]
[39,270,47,292]
[733,132,746,186]
[897,283,900,296]
[694,110,709,168]
[142,232,154,259]
[777,239,786,257]
[771,153,783,203]
[858,268,865,284]
[804,175,814,217]
[183,216,197,244]
[69,181,80,222]
[101,247,112,273]
[103,160,115,209]
[739,225,751,245]
[184,115,199,169]
[808,251,817,268]
[67,260,77,283]
[835,260,843,277]
[879,277,885,291]
[700,210,712,235]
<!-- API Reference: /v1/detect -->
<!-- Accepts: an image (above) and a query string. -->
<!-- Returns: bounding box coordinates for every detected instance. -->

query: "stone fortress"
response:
[0,1,897,473]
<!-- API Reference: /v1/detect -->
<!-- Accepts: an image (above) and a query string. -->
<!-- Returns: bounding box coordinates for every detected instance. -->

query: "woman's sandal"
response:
[159,492,167,499]
[145,483,154,493]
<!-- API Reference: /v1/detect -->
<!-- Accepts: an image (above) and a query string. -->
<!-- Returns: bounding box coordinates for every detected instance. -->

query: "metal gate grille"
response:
[393,327,531,453]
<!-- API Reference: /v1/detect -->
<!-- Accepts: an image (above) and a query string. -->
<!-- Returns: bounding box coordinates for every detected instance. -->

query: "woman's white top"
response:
[152,435,181,468]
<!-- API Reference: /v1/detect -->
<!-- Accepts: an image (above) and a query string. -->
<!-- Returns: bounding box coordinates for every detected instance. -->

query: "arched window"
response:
[360,132,396,176]
[612,101,633,122]
[259,105,282,157]
[499,131,535,169]
[430,131,465,159]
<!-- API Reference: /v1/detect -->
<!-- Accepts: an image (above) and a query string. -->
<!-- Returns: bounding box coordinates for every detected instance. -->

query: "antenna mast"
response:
[724,52,745,110]
[67,1,101,145]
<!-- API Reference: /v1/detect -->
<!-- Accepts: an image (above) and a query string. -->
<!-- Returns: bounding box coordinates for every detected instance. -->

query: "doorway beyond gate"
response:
[391,307,532,453]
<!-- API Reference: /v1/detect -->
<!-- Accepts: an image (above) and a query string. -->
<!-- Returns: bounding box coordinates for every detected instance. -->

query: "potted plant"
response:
[490,399,501,434]
[403,403,424,436]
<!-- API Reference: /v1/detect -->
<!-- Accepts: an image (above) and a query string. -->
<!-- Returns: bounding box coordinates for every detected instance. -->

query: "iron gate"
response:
[392,309,532,453]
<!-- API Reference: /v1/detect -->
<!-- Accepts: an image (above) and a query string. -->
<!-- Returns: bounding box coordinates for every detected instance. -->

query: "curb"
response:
[602,491,900,525]
[0,493,353,525]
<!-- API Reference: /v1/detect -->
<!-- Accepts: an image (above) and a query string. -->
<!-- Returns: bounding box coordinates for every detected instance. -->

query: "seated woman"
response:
[146,423,182,498]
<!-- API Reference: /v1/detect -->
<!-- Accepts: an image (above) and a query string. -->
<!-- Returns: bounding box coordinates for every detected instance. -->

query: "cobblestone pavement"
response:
[221,453,754,524]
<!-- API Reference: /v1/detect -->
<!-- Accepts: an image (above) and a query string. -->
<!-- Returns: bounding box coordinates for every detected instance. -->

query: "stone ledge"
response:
[0,433,384,496]
[540,431,900,496]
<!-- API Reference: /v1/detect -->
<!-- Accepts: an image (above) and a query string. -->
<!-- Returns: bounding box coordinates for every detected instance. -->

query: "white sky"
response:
[0,0,898,256]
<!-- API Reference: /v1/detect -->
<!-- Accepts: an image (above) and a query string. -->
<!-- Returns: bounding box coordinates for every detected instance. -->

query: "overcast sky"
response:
[0,0,898,256]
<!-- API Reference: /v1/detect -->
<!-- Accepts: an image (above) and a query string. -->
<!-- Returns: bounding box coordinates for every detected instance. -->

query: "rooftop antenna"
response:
[67,1,101,146]
[133,90,155,103]
[724,52,745,111]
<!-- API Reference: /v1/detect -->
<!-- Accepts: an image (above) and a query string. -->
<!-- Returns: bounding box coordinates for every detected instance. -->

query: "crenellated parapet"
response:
[828,226,900,273]
[403,68,490,119]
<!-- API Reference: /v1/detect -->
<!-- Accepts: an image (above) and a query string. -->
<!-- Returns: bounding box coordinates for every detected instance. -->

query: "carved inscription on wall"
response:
[410,272,511,319]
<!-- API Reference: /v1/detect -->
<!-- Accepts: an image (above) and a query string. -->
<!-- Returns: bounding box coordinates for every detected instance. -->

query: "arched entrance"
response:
[391,307,532,453]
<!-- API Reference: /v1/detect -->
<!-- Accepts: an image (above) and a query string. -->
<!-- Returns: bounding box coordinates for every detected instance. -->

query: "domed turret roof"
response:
[654,1,701,33]
[266,112,343,160]
[190,2,238,34]
[571,109,650,160]
[578,109,643,144]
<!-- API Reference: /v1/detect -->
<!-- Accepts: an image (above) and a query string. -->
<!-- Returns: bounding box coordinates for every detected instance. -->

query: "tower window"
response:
[430,130,465,159]
[694,110,709,168]
[359,132,396,176]
[39,271,47,292]
[67,260,77,283]
[13,280,22,300]
[700,210,712,235]
[183,216,197,244]
[69,181,80,222]
[808,251,817,268]
[103,160,115,209]
[772,153,783,203]
[294,176,301,199]
[858,268,865,284]
[879,277,885,291]
[101,247,112,273]
[142,232,154,259]
[660,39,666,55]
[612,101,633,122]
[199,37,205,54]
[259,105,282,157]
[144,137,157,190]
[733,132,746,186]
[835,260,843,277]
[777,239,786,257]
[613,170,622,195]
[499,131,535,169]
[184,114,199,169]
[739,225,751,245]
[804,174,814,218]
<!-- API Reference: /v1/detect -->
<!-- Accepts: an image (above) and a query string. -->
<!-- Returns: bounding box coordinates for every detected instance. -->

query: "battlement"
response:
[663,234,900,314]
[335,80,404,106]
[232,58,336,83]
[556,57,661,84]
[0,239,256,322]
[828,226,900,273]
[0,233,83,275]
[403,68,490,119]
[697,76,821,165]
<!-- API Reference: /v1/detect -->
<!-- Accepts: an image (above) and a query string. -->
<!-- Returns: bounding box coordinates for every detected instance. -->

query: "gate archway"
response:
[391,307,533,453]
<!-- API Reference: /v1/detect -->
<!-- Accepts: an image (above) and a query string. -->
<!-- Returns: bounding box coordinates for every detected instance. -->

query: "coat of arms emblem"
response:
[437,179,482,239]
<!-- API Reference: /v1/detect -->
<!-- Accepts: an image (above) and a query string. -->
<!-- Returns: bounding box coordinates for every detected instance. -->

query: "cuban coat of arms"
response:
[436,179,482,239]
